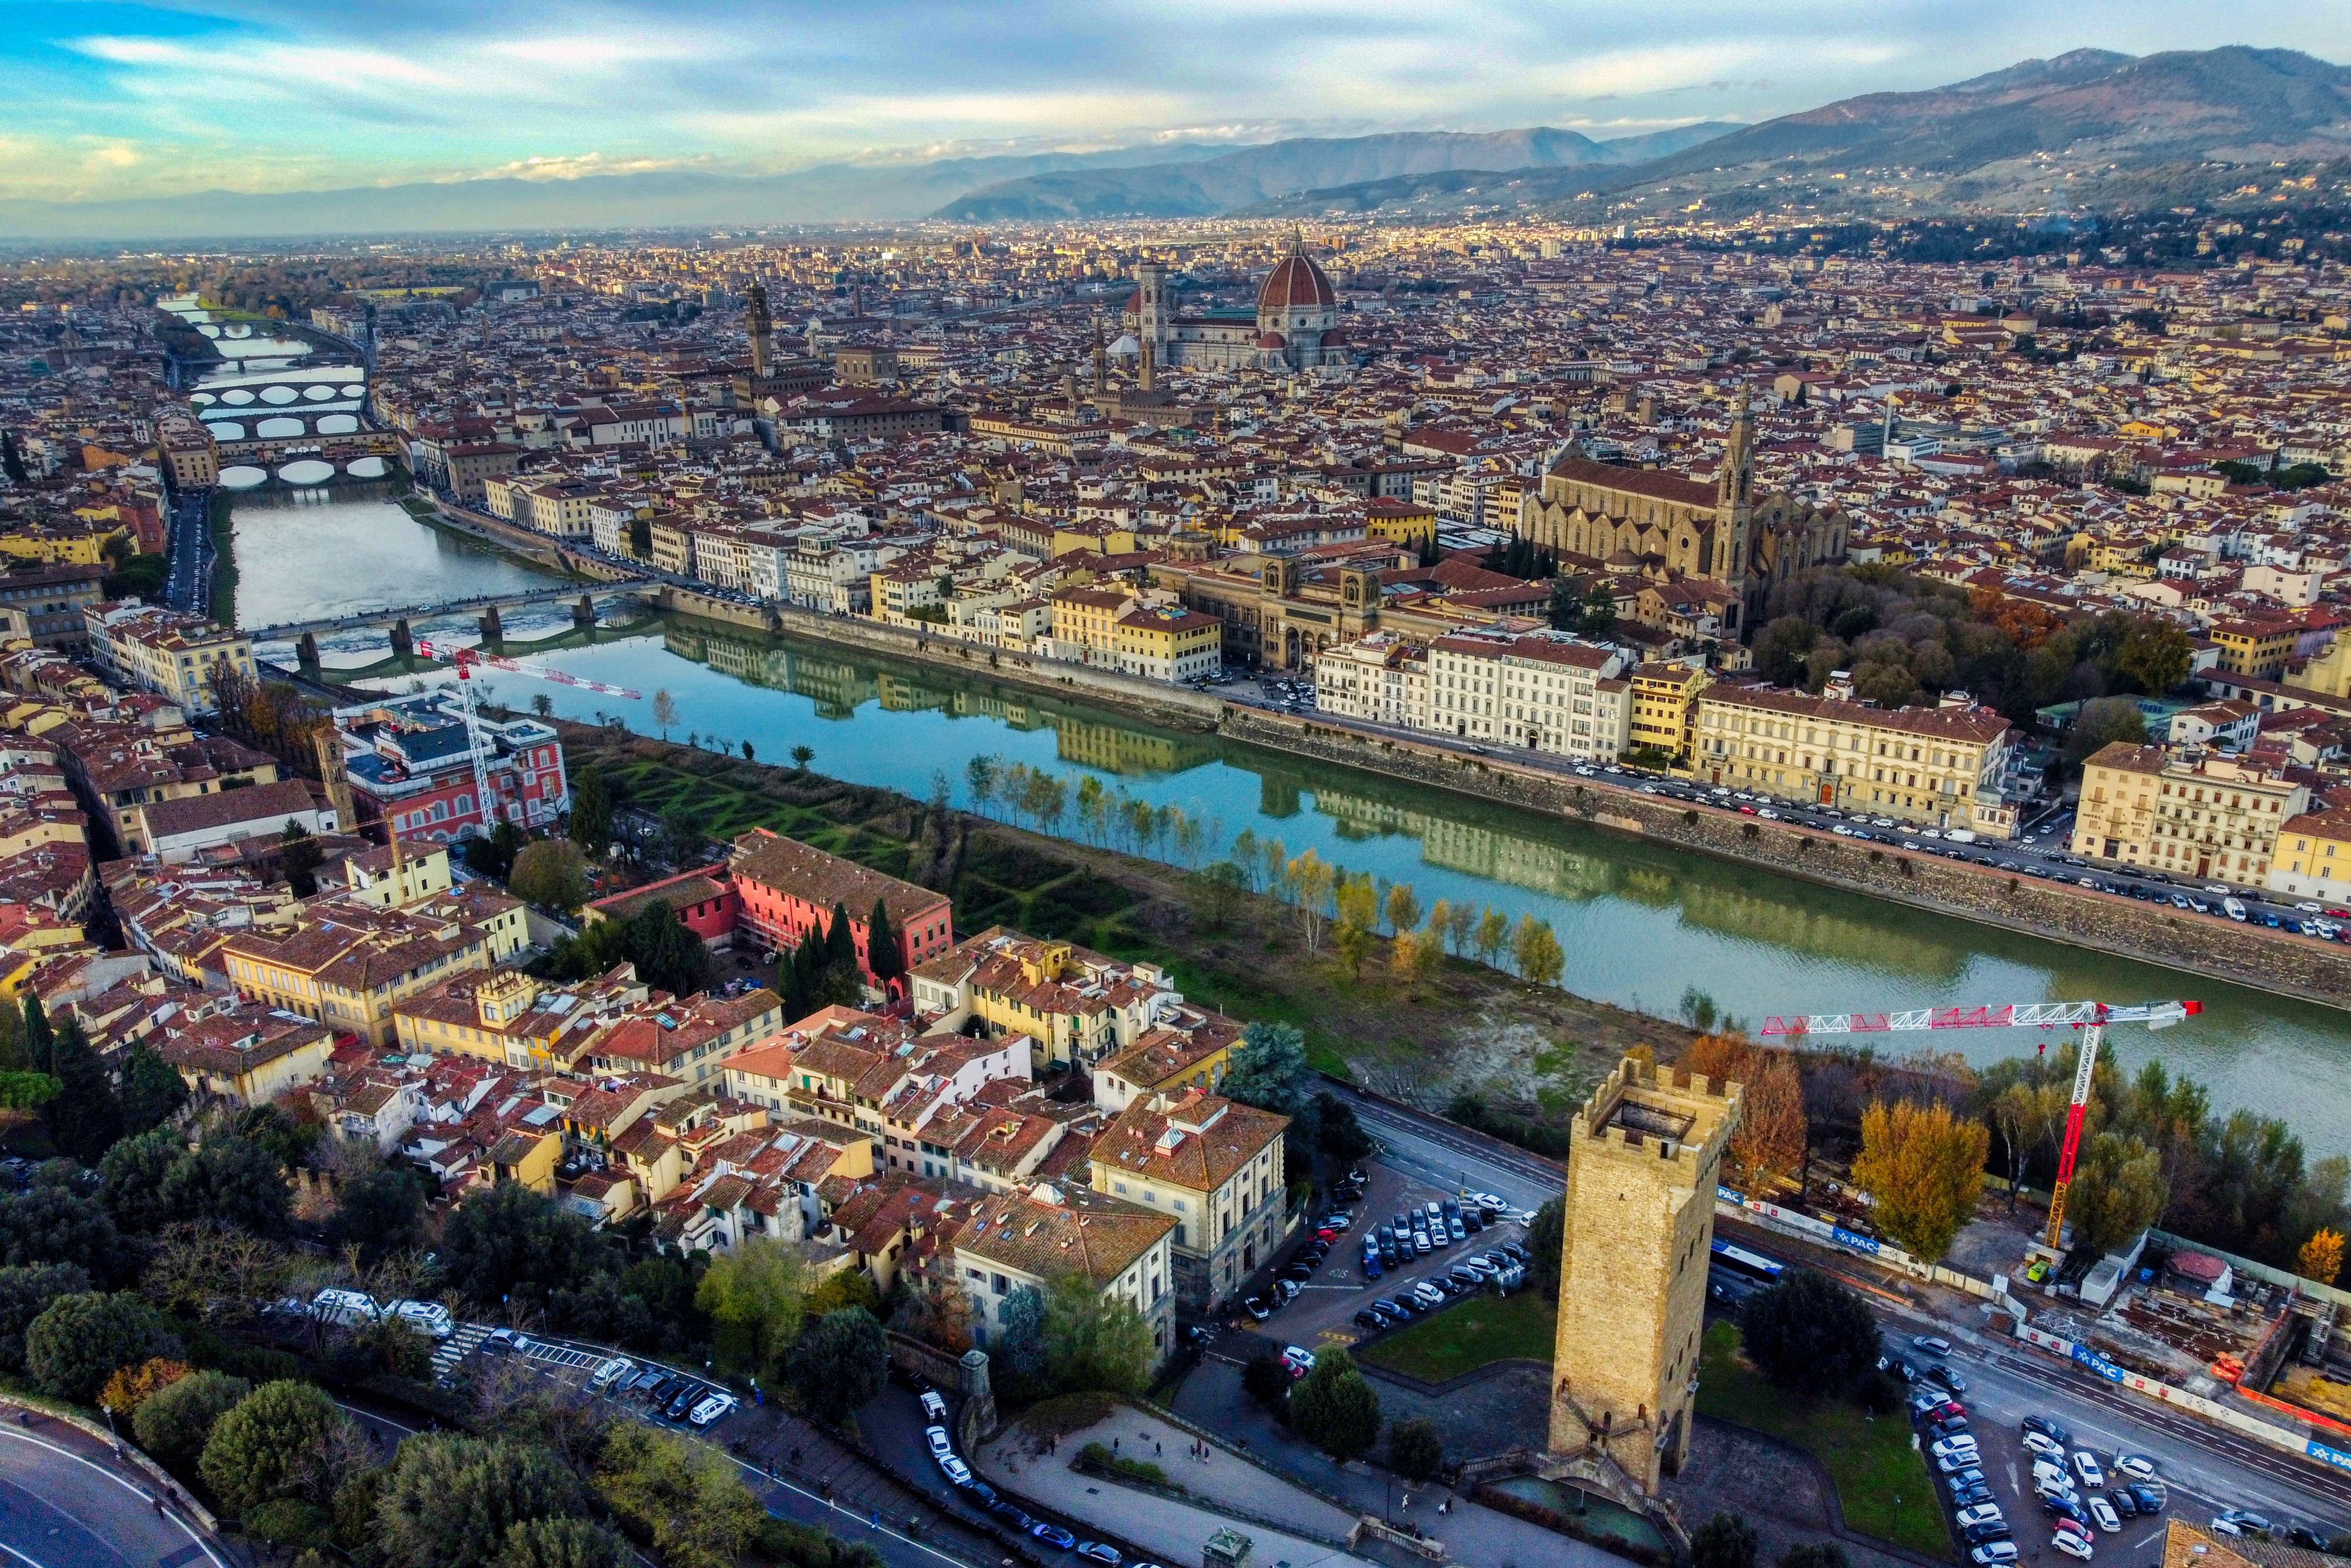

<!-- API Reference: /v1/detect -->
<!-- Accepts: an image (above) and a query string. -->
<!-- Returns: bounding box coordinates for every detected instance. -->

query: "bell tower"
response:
[1135,263,1169,351]
[1712,387,1756,585]
[745,280,773,377]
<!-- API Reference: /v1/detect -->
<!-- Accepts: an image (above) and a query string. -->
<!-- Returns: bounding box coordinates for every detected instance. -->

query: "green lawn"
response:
[1696,1321,1952,1559]
[1357,1290,1556,1383]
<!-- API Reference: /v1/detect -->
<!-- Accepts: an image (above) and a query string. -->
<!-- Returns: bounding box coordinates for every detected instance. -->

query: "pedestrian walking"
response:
[1111,1438,1120,1455]
[1154,1440,1162,1458]
[869,1509,879,1531]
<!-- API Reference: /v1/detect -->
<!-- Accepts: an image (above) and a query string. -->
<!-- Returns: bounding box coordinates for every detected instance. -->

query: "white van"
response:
[311,1288,383,1328]
[2222,897,2247,922]
[1945,829,1978,844]
[391,1299,454,1340]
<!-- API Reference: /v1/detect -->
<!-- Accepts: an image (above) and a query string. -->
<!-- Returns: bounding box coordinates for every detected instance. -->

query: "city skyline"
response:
[3,1,2346,206]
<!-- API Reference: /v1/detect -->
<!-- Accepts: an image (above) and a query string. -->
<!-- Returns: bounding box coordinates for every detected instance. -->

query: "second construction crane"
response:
[1761,997,2202,1251]
[413,638,639,839]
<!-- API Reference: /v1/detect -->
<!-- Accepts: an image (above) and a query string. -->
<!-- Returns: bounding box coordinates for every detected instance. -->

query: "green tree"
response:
[1041,1272,1153,1395]
[200,1379,349,1513]
[0,1262,89,1372]
[568,770,614,854]
[992,1284,1049,1398]
[510,840,592,913]
[1384,1416,1444,1485]
[595,1425,765,1568]
[865,896,904,989]
[116,1045,187,1137]
[2069,1132,2168,1254]
[804,1269,881,1318]
[1578,581,1618,638]
[26,1291,181,1402]
[2062,696,2148,767]
[1849,1099,1988,1262]
[281,819,324,897]
[1736,1273,1880,1399]
[788,1306,890,1425]
[23,994,53,1073]
[1288,1349,1381,1461]
[492,1517,636,1568]
[696,1237,812,1378]
[1311,1093,1373,1162]
[159,1138,292,1238]
[0,1186,122,1279]
[132,1368,249,1462]
[327,1165,430,1262]
[1690,1513,1760,1568]
[622,899,712,998]
[1223,1020,1312,1118]
[1779,1545,1850,1568]
[1511,914,1564,987]
[1184,862,1245,931]
[790,745,815,772]
[45,1020,122,1163]
[98,1125,184,1231]
[1241,1345,1291,1408]
[1523,1197,1562,1301]
[0,1071,57,1110]
[376,1433,588,1568]
[2114,618,2193,695]
[438,1182,608,1310]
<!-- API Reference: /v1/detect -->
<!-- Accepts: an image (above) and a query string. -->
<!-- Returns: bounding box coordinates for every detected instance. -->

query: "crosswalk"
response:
[432,1321,493,1386]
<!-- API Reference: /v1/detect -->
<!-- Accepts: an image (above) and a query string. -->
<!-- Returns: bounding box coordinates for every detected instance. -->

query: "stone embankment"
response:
[1219,708,2351,1010]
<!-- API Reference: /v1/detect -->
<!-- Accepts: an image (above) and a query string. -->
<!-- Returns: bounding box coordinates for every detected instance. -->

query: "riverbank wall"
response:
[1218,708,2351,1011]
[659,585,1229,735]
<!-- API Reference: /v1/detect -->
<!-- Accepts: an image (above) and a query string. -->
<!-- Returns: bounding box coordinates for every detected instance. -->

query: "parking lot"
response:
[1197,1152,1534,1366]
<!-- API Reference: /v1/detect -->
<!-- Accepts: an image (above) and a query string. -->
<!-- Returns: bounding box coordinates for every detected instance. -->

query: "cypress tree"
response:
[22,996,53,1074]
[46,1020,122,1163]
[866,897,904,986]
[824,900,858,978]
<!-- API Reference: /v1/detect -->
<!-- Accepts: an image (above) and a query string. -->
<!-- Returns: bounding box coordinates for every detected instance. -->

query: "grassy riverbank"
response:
[207,489,237,625]
[560,725,1689,1095]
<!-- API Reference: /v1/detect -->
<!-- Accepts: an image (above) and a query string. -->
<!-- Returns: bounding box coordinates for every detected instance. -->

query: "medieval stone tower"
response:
[1549,1055,1741,1496]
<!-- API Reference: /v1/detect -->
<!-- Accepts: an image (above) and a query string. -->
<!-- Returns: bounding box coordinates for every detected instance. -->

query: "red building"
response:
[726,829,953,1000]
[584,866,741,946]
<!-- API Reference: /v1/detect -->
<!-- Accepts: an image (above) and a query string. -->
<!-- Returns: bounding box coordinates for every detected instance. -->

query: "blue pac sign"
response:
[2309,1440,2351,1475]
[2069,1345,2125,1382]
[1831,1226,1882,1256]
[1717,1185,1745,1204]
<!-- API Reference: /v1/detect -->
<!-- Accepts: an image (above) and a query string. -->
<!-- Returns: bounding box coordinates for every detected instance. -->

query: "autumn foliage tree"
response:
[1849,1100,1988,1262]
[1678,1036,1807,1190]
[2302,1227,2346,1287]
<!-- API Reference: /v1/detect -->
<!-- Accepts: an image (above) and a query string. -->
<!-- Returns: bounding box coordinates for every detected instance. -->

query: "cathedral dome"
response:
[1256,331,1287,349]
[1257,238,1335,313]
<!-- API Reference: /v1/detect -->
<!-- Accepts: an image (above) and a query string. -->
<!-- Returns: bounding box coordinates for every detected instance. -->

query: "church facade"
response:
[1520,393,1846,635]
[1121,235,1354,373]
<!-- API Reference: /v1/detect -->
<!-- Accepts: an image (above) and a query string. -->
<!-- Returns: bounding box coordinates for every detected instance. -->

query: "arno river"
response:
[233,492,2351,1148]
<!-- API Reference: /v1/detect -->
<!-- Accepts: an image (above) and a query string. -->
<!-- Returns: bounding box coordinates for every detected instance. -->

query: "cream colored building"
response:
[2073,743,2311,885]
[1313,633,1429,731]
[1550,1056,1740,1497]
[82,601,254,715]
[1694,677,2019,837]
[952,1179,1178,1365]
[1088,1090,1290,1311]
[1428,630,1629,760]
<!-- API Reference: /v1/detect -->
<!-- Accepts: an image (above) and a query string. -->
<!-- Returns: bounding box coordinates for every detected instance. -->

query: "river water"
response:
[235,495,2351,1148]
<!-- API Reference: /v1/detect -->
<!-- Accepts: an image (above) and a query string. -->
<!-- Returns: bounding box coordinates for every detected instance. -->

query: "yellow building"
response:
[0,527,123,568]
[1089,1090,1289,1310]
[1363,497,1438,545]
[159,1012,337,1107]
[487,1128,562,1195]
[82,602,254,715]
[1694,679,2020,837]
[1627,662,1712,763]
[1550,1055,1740,1496]
[2270,808,2351,906]
[1112,604,1223,683]
[1050,585,1132,662]
[2211,619,2299,681]
[2073,743,2309,884]
[223,890,525,1046]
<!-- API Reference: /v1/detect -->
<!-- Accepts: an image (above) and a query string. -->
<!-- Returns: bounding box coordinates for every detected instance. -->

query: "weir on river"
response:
[233,491,2351,1151]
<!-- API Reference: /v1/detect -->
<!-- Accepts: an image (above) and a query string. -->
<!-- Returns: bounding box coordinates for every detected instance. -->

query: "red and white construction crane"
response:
[413,639,640,837]
[1759,998,2202,1251]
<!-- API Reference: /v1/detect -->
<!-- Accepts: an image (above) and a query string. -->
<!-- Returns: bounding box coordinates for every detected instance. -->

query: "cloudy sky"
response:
[2,0,2343,203]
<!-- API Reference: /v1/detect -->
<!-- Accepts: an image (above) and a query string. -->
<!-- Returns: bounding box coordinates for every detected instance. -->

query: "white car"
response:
[925,1426,956,1462]
[1281,1346,1317,1373]
[1956,1505,2005,1530]
[2052,1531,2094,1562]
[2022,1431,2065,1461]
[2087,1496,2121,1535]
[1930,1436,1980,1461]
[2111,1453,2157,1482]
[391,1299,454,1341]
[1465,1192,1507,1211]
[939,1455,972,1486]
[1971,1544,2020,1567]
[688,1393,736,1428]
[1937,1449,1980,1475]
[1412,1282,1446,1307]
[920,1391,948,1422]
[589,1356,635,1392]
[1913,1335,1953,1356]
[2071,1452,2105,1490]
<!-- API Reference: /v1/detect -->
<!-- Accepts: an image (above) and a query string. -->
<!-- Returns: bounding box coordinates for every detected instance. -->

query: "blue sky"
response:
[1,1,2342,203]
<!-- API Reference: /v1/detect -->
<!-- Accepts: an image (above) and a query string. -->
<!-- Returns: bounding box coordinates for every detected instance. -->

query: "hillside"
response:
[932,124,1742,220]
[0,143,1242,242]
[1247,46,2351,220]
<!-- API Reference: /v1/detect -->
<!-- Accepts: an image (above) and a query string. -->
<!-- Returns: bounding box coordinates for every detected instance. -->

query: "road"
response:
[164,487,214,615]
[1226,673,2351,951]
[0,1420,227,1568]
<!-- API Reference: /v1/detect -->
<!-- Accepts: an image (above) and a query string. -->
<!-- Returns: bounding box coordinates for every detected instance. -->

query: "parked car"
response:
[1242,1296,1270,1321]
[2110,1453,2157,1482]
[1076,1545,1121,1566]
[2128,1485,2167,1516]
[1964,1523,2013,1546]
[1031,1524,1077,1550]
[664,1385,704,1421]
[2087,1497,2121,1535]
[1951,1484,1995,1509]
[2051,1530,2094,1561]
[391,1299,454,1340]
[1955,1505,2005,1530]
[987,1500,1034,1532]
[926,1426,956,1461]
[920,1390,949,1422]
[688,1393,736,1428]
[589,1356,635,1392]
[1913,1335,1953,1356]
[1970,1543,2020,1566]
[939,1455,973,1486]
[2021,1431,2066,1461]
[2071,1452,2105,1490]
[1925,1363,1968,1394]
